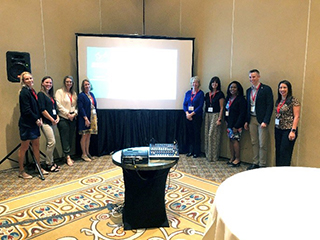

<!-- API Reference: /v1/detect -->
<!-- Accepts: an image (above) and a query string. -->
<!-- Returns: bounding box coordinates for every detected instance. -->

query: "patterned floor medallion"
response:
[0,168,219,239]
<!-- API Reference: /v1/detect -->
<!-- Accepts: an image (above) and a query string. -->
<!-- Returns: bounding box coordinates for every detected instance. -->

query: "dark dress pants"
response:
[57,117,76,155]
[275,128,297,166]
[186,114,202,155]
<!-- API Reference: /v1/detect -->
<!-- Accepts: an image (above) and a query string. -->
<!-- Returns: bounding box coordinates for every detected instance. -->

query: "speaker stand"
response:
[0,143,46,180]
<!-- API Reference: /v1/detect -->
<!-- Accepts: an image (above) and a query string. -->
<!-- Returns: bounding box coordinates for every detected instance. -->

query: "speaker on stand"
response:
[6,51,31,82]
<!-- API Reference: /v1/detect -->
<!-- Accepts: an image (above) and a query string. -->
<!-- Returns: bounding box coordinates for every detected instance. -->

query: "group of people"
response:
[18,72,98,179]
[183,69,300,168]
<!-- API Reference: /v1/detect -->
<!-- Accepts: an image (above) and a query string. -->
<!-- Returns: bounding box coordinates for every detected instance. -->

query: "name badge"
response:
[92,109,97,115]
[52,109,57,115]
[251,105,255,113]
[188,106,194,111]
[275,118,280,126]
[208,107,213,113]
[225,111,229,117]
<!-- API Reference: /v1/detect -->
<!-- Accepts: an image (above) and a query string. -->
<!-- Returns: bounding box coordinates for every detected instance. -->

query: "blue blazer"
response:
[77,92,97,131]
[183,90,204,115]
[246,83,273,124]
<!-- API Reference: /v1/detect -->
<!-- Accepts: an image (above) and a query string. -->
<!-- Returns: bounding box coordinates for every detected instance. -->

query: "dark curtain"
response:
[86,109,189,156]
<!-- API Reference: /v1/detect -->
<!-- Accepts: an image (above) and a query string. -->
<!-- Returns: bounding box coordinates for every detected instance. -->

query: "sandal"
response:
[81,155,91,162]
[87,154,96,160]
[47,163,60,172]
[19,171,33,179]
[40,168,49,175]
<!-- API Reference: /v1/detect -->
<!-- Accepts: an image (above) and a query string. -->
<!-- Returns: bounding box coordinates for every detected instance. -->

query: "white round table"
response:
[203,167,320,240]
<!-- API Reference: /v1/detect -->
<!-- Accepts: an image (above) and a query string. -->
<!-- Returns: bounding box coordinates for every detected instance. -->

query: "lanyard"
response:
[277,99,286,114]
[50,97,55,108]
[86,93,95,106]
[209,91,218,104]
[31,89,38,101]
[227,96,236,109]
[67,93,72,105]
[251,83,261,102]
[191,90,199,103]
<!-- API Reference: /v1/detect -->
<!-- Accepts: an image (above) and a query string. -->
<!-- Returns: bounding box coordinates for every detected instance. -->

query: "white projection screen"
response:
[76,34,194,110]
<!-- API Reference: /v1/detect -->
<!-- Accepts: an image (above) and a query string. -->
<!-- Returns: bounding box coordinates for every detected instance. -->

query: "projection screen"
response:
[76,34,194,110]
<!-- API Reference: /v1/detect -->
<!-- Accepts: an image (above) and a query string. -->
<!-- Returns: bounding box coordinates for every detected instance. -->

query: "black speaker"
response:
[6,51,31,82]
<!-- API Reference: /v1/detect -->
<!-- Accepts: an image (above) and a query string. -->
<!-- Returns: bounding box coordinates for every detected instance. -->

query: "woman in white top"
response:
[55,76,77,166]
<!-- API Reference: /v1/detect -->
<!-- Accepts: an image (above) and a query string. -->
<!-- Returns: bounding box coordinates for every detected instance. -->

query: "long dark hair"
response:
[276,80,293,105]
[208,76,221,91]
[226,81,244,99]
[41,76,54,98]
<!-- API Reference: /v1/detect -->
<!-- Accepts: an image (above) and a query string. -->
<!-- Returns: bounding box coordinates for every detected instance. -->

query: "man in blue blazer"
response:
[244,69,273,170]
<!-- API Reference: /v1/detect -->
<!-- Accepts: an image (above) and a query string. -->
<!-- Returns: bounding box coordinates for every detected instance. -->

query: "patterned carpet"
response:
[0,167,220,239]
[0,153,248,239]
[0,154,248,202]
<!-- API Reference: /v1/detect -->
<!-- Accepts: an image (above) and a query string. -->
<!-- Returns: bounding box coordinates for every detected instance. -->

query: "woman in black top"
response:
[38,76,60,172]
[18,72,48,178]
[225,81,247,167]
[204,76,225,162]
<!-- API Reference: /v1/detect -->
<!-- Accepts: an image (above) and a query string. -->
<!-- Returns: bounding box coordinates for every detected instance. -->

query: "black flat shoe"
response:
[193,154,198,158]
[227,159,234,165]
[186,152,193,157]
[247,164,259,170]
[232,161,241,167]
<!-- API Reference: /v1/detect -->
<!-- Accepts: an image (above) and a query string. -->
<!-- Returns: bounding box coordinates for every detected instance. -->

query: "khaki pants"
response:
[248,116,269,166]
[41,123,57,165]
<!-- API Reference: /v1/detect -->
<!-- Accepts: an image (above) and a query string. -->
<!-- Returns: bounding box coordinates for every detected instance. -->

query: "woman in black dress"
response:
[225,81,247,167]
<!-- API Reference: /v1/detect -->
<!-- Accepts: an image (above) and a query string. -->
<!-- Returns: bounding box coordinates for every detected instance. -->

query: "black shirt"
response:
[204,91,225,113]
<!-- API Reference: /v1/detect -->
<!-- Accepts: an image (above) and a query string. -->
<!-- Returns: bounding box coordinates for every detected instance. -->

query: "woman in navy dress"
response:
[77,79,98,162]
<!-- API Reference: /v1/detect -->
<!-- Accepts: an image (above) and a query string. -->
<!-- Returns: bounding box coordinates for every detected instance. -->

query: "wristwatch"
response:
[291,129,296,133]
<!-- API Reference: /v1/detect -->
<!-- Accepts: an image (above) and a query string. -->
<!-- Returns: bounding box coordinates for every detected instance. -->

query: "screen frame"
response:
[75,33,195,110]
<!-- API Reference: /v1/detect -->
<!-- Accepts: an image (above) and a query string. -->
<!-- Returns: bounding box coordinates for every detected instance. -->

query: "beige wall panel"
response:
[298,0,320,167]
[144,0,181,37]
[101,0,143,34]
[0,1,45,169]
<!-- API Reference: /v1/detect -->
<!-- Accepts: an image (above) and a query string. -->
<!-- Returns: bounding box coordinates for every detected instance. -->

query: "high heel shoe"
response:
[231,161,241,167]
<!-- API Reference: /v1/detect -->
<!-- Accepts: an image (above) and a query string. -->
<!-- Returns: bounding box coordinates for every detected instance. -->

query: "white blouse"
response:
[55,88,77,120]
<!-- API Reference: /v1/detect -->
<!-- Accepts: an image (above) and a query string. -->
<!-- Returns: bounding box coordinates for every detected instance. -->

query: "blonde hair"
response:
[20,71,32,88]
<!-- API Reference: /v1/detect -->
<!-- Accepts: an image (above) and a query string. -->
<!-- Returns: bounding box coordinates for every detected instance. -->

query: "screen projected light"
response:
[77,34,194,109]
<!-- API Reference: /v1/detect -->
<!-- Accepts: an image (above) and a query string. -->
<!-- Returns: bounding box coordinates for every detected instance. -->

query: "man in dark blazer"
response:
[244,69,273,170]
